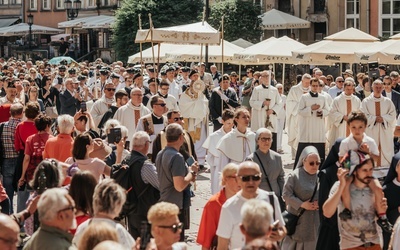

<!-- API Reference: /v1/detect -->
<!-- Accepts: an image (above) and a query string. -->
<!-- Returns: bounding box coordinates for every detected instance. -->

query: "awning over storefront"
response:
[0,18,20,28]
[58,15,114,29]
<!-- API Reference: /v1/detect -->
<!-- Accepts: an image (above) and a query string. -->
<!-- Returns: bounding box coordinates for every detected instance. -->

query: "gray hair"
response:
[302,73,312,80]
[93,179,126,215]
[255,128,272,142]
[165,123,183,143]
[132,131,150,147]
[241,199,273,238]
[38,188,70,222]
[275,83,283,89]
[57,115,74,134]
[372,79,383,86]
[103,119,121,135]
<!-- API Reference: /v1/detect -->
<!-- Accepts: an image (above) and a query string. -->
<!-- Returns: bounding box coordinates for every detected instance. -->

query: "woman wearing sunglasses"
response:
[282,146,320,250]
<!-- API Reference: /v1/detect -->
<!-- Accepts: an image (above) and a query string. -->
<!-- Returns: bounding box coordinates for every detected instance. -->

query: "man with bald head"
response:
[0,213,19,250]
[114,87,151,147]
[216,161,286,250]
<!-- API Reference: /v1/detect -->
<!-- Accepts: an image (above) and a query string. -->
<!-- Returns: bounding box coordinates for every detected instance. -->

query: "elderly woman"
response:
[282,146,320,250]
[197,163,240,249]
[73,179,135,249]
[147,202,187,250]
[216,108,255,167]
[246,128,285,210]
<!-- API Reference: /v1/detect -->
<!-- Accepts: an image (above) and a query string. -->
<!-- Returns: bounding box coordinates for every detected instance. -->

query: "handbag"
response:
[45,106,58,118]
[282,178,318,236]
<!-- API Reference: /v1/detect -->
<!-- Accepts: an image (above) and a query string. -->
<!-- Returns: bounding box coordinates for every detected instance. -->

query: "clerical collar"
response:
[309,91,318,97]
[301,86,309,92]
[152,113,164,124]
[261,84,269,89]
[158,92,168,98]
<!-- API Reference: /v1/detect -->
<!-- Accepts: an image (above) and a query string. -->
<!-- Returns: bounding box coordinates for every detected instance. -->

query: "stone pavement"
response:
[186,132,295,249]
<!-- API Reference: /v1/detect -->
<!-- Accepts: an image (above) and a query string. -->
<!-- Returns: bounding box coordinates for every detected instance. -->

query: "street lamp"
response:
[64,0,81,20]
[27,13,33,50]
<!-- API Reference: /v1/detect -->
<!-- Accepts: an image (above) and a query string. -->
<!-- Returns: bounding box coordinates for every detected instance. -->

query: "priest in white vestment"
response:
[327,79,361,149]
[179,80,209,165]
[216,108,256,169]
[361,79,396,170]
[276,84,286,154]
[114,88,151,149]
[202,109,235,194]
[295,78,330,167]
[249,70,282,152]
[285,74,311,158]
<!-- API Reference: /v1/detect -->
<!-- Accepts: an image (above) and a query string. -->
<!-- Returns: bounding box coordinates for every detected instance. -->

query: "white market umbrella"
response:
[292,27,380,64]
[231,38,254,48]
[127,43,183,64]
[259,9,310,30]
[355,34,400,64]
[165,40,243,63]
[135,21,221,45]
[0,23,62,36]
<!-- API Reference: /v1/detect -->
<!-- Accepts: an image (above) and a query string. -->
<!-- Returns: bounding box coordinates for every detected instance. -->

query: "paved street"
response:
[186,131,295,249]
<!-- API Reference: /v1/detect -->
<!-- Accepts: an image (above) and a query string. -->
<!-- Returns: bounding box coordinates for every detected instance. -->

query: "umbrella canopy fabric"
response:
[48,56,77,65]
[58,15,114,29]
[164,40,243,63]
[234,36,306,64]
[355,39,400,64]
[231,38,254,48]
[292,28,380,64]
[259,9,310,30]
[127,44,184,64]
[135,21,221,45]
[0,23,62,37]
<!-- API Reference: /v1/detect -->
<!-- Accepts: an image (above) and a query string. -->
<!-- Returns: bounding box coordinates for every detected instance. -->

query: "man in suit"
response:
[209,74,240,131]
[59,78,80,116]
[383,75,400,117]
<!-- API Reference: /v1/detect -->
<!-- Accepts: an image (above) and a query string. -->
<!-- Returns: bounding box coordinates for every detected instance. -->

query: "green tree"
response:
[112,0,203,62]
[208,0,262,43]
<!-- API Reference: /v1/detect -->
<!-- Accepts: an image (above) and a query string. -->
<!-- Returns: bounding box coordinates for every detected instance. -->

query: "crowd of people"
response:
[0,56,400,250]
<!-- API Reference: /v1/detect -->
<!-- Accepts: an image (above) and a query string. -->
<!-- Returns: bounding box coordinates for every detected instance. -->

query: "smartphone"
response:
[57,77,63,84]
[37,166,47,195]
[80,102,87,113]
[186,156,195,166]
[124,141,130,150]
[140,221,151,250]
[108,128,122,144]
[271,220,279,231]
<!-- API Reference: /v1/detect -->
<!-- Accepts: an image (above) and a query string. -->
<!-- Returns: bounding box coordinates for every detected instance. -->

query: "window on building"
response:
[88,0,95,7]
[345,0,359,28]
[103,0,109,6]
[314,0,325,13]
[278,0,291,13]
[381,0,400,36]
[29,0,37,9]
[43,0,50,9]
[56,0,63,9]
[0,0,8,5]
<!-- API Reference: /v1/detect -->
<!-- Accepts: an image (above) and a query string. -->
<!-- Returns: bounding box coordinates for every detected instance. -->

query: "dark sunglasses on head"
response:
[308,161,321,166]
[238,174,261,182]
[158,222,184,233]
[259,137,272,142]
[105,88,116,92]
[173,117,184,121]
[155,103,167,107]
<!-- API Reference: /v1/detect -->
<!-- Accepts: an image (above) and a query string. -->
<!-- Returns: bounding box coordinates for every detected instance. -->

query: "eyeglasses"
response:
[173,117,184,121]
[337,80,344,83]
[238,174,261,182]
[259,137,272,142]
[158,222,184,233]
[19,78,24,80]
[383,82,392,85]
[154,103,167,107]
[326,79,333,81]
[308,161,321,166]
[59,70,66,72]
[311,85,319,87]
[105,88,116,92]
[58,205,76,213]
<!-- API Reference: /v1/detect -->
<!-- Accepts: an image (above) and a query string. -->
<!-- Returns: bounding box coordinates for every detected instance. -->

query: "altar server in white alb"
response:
[285,73,311,159]
[202,109,235,195]
[179,79,209,166]
[361,79,396,169]
[276,83,286,154]
[327,78,361,149]
[249,70,282,152]
[217,108,256,168]
[294,77,330,168]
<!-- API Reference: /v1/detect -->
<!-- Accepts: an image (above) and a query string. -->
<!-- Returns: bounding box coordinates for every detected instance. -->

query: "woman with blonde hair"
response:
[197,163,241,249]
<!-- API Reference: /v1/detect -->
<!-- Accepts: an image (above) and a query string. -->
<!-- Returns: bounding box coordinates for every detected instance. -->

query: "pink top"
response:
[65,157,106,182]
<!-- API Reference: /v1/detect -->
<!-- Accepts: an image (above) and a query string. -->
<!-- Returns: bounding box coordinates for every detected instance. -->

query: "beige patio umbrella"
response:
[355,33,400,64]
[127,43,183,64]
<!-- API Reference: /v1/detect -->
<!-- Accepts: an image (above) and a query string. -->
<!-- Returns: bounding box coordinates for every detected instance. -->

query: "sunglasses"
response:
[158,222,184,233]
[105,88,116,92]
[327,79,332,81]
[383,83,391,85]
[238,174,261,182]
[173,117,184,121]
[337,80,344,83]
[59,70,66,72]
[259,137,272,142]
[154,103,167,107]
[308,161,321,166]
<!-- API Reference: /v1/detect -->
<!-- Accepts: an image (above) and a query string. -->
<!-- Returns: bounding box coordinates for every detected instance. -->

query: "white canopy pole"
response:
[138,14,143,74]
[149,14,156,72]
[221,15,225,75]
[282,63,286,88]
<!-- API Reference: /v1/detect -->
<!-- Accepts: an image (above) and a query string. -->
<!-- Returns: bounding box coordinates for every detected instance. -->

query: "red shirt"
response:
[197,188,227,248]
[14,121,38,152]
[24,133,53,182]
